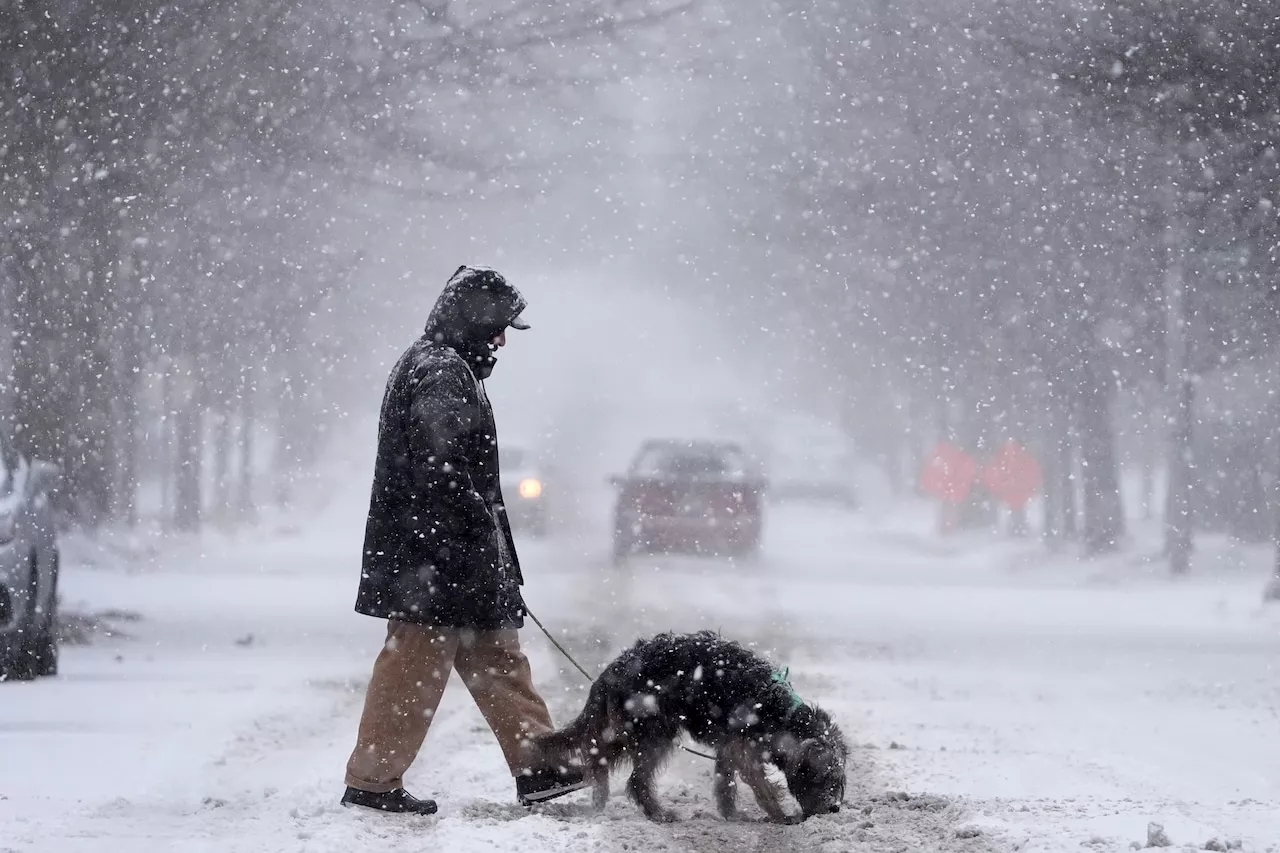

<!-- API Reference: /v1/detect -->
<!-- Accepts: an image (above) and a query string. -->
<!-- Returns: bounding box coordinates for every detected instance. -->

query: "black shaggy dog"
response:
[530,631,848,823]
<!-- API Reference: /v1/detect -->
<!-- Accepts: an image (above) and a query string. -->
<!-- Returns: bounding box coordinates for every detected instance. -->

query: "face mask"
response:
[472,348,497,380]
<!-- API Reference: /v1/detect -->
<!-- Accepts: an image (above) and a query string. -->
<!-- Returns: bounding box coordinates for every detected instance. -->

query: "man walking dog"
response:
[342,266,586,815]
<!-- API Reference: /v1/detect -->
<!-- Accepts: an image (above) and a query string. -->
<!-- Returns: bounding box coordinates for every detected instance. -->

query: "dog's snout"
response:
[829,803,841,813]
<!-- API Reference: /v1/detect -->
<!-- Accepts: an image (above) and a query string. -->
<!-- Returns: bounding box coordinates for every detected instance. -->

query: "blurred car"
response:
[499,444,553,538]
[768,421,859,508]
[609,439,766,562]
[0,428,61,681]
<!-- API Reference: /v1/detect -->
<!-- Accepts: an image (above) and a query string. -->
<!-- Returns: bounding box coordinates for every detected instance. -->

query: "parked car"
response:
[499,444,554,538]
[609,439,766,562]
[0,428,61,681]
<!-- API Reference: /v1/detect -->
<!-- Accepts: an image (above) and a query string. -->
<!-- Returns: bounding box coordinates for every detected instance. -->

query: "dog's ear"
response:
[808,706,850,757]
[809,706,839,739]
[797,738,822,767]
[767,731,798,765]
[775,736,820,772]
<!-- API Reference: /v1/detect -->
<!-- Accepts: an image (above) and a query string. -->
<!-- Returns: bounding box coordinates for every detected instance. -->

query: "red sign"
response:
[980,441,1042,510]
[920,442,977,504]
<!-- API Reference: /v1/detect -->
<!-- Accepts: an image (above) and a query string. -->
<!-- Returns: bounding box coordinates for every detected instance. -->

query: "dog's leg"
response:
[626,740,677,823]
[713,747,739,820]
[589,746,612,811]
[734,744,797,824]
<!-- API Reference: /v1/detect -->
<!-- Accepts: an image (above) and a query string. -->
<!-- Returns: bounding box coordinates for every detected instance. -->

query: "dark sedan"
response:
[610,439,765,562]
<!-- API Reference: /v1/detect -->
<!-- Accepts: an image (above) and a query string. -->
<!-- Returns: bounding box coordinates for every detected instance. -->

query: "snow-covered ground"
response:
[3,490,1278,853]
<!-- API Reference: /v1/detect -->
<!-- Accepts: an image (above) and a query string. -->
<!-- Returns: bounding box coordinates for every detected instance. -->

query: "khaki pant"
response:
[344,621,554,793]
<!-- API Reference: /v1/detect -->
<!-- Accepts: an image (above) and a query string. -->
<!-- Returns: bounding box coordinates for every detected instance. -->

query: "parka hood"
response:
[424,265,528,378]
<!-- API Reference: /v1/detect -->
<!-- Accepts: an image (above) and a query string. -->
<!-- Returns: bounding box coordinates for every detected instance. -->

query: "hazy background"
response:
[3,0,1279,574]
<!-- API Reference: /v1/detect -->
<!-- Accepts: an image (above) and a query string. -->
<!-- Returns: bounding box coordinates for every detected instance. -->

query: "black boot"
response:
[516,766,589,807]
[341,786,438,815]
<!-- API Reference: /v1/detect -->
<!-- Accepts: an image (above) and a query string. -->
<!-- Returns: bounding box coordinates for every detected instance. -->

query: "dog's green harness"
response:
[771,667,806,717]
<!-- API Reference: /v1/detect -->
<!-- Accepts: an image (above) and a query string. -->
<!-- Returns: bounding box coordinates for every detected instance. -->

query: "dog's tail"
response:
[534,677,611,761]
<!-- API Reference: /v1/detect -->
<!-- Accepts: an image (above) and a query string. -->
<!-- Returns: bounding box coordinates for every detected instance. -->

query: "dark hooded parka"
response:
[356,266,530,629]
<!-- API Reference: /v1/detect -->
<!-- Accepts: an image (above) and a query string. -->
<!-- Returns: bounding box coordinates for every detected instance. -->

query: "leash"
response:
[525,604,596,682]
[525,605,716,762]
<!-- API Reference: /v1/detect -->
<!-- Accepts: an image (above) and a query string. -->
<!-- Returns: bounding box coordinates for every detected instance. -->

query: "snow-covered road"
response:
[3,496,1278,853]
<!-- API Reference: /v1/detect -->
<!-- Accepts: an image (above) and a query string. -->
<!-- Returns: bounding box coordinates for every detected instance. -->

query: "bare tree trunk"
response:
[956,375,998,531]
[898,392,918,499]
[1140,394,1158,522]
[112,363,139,528]
[1041,436,1060,546]
[1043,387,1077,546]
[173,400,203,532]
[71,196,120,525]
[1002,368,1032,539]
[272,371,291,508]
[1163,243,1194,575]
[172,362,203,533]
[160,367,173,525]
[121,244,148,529]
[1061,426,1078,541]
[0,259,14,424]
[1268,505,1280,601]
[213,411,232,523]
[1079,405,1125,553]
[1266,411,1280,602]
[1041,383,1063,547]
[120,401,139,528]
[237,366,257,522]
[1164,380,1195,575]
[1079,356,1125,554]
[109,242,141,526]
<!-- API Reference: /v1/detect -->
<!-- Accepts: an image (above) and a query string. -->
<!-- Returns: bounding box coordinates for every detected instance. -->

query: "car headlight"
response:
[518,478,543,499]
